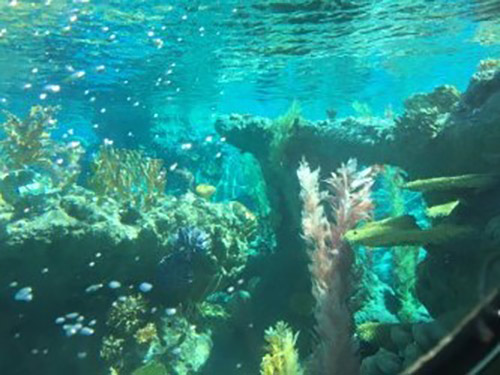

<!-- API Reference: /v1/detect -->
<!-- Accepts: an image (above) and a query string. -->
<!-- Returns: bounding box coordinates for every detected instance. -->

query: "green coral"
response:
[260,321,303,375]
[100,335,125,364]
[89,145,167,210]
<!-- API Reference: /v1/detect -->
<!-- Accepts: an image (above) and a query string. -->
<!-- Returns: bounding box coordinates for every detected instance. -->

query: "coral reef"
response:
[138,313,213,375]
[260,321,303,375]
[215,59,500,374]
[394,85,461,141]
[0,180,263,374]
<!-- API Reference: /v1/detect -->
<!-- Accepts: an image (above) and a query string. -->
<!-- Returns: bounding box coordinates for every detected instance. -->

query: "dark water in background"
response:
[1,1,500,375]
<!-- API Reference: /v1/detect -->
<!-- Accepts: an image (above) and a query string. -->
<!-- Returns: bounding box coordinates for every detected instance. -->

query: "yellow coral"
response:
[89,146,166,209]
[260,321,303,375]
[195,184,216,199]
[135,323,158,344]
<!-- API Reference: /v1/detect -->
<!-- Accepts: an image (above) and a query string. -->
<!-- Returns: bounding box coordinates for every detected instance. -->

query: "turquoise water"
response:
[1,1,500,375]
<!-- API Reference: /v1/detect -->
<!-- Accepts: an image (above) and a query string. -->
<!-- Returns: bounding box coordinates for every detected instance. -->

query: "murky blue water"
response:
[1,1,500,375]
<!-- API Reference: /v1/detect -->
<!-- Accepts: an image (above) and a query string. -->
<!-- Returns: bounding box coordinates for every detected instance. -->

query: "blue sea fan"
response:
[156,227,212,302]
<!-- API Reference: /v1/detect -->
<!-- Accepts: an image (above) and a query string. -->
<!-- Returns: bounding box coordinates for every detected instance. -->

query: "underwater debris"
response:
[260,321,303,375]
[89,145,167,210]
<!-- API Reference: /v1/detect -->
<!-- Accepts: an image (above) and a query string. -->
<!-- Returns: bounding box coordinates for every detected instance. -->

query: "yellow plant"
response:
[260,321,303,375]
[89,145,166,209]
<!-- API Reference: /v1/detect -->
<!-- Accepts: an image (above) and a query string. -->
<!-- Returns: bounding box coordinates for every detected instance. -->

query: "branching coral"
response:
[107,294,148,335]
[297,158,378,375]
[0,106,58,169]
[260,321,303,375]
[89,145,166,210]
[0,106,84,193]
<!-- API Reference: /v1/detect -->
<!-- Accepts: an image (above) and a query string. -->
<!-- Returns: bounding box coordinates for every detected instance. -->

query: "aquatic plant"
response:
[269,101,301,167]
[381,167,427,323]
[89,145,167,210]
[297,158,378,375]
[260,321,303,375]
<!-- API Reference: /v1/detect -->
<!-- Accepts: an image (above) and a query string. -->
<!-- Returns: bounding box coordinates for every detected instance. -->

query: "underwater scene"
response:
[2,0,500,374]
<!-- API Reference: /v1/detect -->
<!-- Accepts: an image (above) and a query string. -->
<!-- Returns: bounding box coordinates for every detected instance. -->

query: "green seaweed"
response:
[269,100,301,167]
[383,167,424,323]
